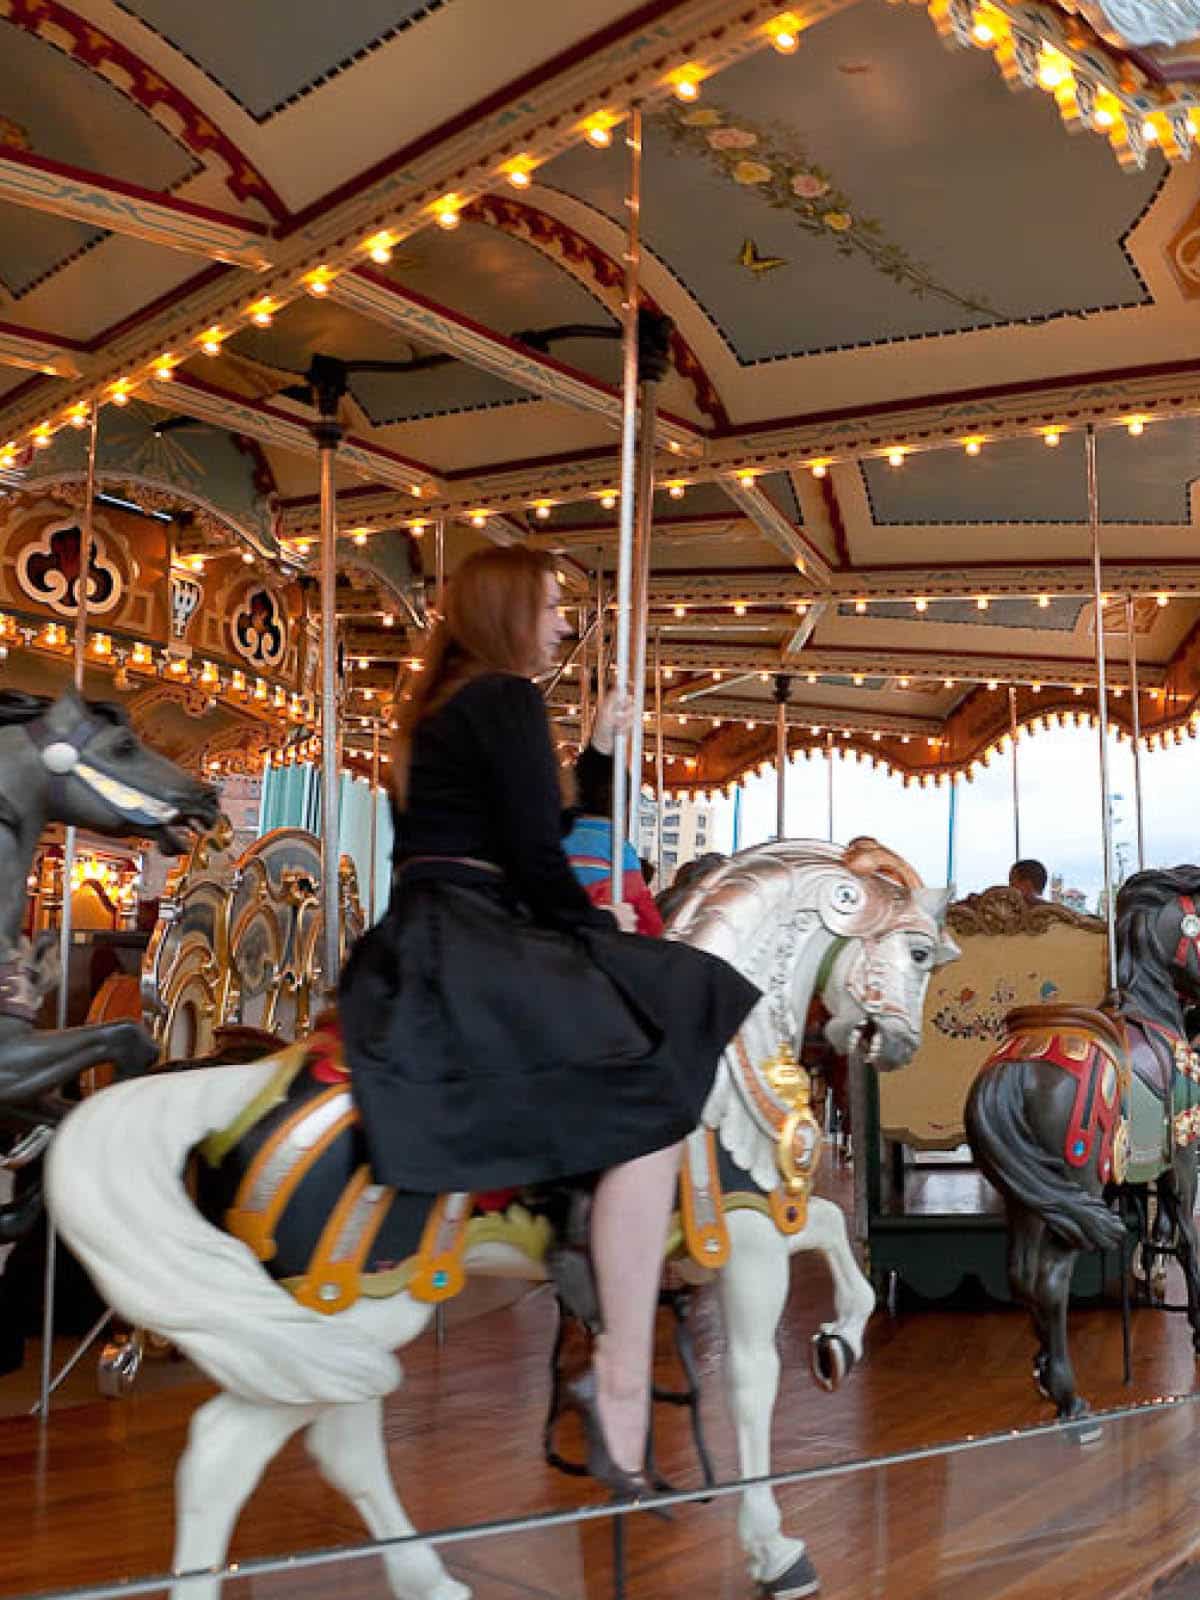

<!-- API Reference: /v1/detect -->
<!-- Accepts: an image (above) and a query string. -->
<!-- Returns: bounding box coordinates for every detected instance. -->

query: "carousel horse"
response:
[0,689,218,1236]
[48,837,957,1600]
[966,866,1200,1419]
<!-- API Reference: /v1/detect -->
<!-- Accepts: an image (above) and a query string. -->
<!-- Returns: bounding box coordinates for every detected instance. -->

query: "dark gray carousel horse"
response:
[966,868,1200,1418]
[0,689,218,1236]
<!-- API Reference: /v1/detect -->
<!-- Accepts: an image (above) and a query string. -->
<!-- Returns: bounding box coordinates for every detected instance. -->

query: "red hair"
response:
[392,544,555,806]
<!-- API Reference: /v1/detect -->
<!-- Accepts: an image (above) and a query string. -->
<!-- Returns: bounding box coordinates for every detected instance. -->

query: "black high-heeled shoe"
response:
[563,1368,655,1501]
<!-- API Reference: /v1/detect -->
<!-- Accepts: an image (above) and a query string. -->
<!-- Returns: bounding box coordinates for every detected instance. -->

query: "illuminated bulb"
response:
[1095,106,1115,129]
[470,513,487,529]
[1037,51,1067,90]
[712,670,723,681]
[357,657,369,671]
[251,305,274,327]
[600,492,617,511]
[508,167,532,189]
[915,597,928,612]
[663,667,675,681]
[944,678,955,689]
[673,76,701,103]
[668,483,685,499]
[746,721,757,732]
[110,386,130,407]
[154,358,175,381]
[189,555,204,573]
[760,671,770,683]
[1128,418,1145,437]
[972,21,995,43]
[1038,594,1051,608]
[1143,119,1159,144]
[353,531,367,546]
[1157,593,1170,607]
[964,438,982,456]
[435,205,461,231]
[534,502,552,520]
[674,604,686,618]
[733,602,747,617]
[810,461,829,479]
[738,471,755,489]
[852,674,864,686]
[887,449,905,468]
[854,598,867,613]
[1074,685,1084,696]
[898,677,911,688]
[1044,430,1060,448]
[200,330,224,357]
[366,233,394,264]
[806,673,817,684]
[976,595,989,611]
[1032,681,1042,694]
[410,520,427,535]
[68,408,88,429]
[241,550,254,565]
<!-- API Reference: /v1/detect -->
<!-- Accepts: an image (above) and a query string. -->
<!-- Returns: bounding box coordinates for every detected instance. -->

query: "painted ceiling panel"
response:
[385,223,621,388]
[545,478,740,530]
[226,296,532,423]
[862,419,1199,524]
[0,22,199,297]
[540,3,1161,362]
[113,0,450,120]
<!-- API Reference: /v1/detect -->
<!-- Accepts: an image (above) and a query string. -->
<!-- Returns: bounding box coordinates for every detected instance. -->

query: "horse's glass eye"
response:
[113,733,137,759]
[832,883,861,912]
[911,944,932,966]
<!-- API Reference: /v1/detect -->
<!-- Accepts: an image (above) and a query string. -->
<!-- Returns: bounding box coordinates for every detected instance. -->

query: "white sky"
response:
[705,726,1200,911]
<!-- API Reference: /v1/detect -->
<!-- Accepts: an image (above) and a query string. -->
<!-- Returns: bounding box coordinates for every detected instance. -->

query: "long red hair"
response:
[392,544,555,807]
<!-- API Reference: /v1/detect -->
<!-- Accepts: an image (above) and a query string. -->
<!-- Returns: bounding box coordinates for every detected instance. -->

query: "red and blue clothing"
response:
[564,814,664,937]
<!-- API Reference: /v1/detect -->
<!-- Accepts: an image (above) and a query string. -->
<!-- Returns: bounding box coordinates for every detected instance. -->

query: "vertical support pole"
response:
[1087,425,1119,995]
[1125,594,1145,872]
[317,418,343,997]
[580,603,592,744]
[1008,686,1022,864]
[946,772,959,889]
[41,398,100,1421]
[368,720,380,926]
[626,374,658,844]
[609,106,642,907]
[595,571,607,699]
[654,630,665,882]
[434,517,446,618]
[773,675,790,841]
[825,730,835,843]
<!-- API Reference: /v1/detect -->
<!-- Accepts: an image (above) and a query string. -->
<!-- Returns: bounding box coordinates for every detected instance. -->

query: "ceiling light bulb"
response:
[733,602,747,616]
[976,595,989,610]
[110,387,130,406]
[383,613,395,628]
[600,493,617,510]
[915,597,928,612]
[854,598,867,613]
[201,334,223,357]
[887,449,905,467]
[1157,593,1170,607]
[738,472,755,489]
[1128,418,1145,437]
[470,513,487,529]
[674,604,686,618]
[251,308,273,327]
[898,676,910,688]
[668,483,685,499]
[771,27,799,54]
[811,461,828,478]
[1044,430,1060,448]
[586,121,613,149]
[435,206,461,231]
[673,76,701,102]
[154,359,175,381]
[964,439,982,456]
[507,167,532,189]
[534,503,551,520]
[988,680,998,691]
[972,21,995,44]
[1038,594,1051,608]
[241,551,254,565]
[353,531,367,546]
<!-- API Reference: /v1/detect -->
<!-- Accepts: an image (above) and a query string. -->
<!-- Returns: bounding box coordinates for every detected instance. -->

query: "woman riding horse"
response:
[338,545,758,1497]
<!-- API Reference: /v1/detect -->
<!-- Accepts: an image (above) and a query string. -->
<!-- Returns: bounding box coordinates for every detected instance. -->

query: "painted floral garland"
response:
[658,102,1001,323]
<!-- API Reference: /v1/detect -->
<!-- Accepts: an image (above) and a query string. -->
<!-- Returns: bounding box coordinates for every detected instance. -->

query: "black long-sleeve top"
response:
[392,671,612,930]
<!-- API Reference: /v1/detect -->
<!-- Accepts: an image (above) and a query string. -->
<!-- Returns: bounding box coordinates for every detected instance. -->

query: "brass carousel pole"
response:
[368,719,380,926]
[1008,686,1022,863]
[315,397,344,999]
[580,603,592,741]
[773,675,790,840]
[1125,594,1146,871]
[1087,426,1119,994]
[654,630,665,881]
[434,517,446,617]
[609,106,643,905]
[40,400,100,1420]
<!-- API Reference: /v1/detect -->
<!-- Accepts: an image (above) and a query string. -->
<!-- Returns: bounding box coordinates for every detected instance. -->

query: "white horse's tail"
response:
[46,1062,400,1406]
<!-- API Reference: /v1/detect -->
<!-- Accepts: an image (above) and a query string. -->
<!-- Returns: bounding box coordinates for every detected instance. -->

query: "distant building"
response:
[637,792,714,888]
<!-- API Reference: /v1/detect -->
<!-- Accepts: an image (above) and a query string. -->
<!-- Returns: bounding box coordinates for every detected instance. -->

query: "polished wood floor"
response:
[2,1165,1200,1600]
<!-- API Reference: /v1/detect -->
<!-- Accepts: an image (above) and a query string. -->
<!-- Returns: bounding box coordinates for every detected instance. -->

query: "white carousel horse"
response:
[47,837,956,1600]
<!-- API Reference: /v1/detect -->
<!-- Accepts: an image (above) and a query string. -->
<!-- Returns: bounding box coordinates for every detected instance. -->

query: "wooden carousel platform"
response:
[1,1163,1200,1600]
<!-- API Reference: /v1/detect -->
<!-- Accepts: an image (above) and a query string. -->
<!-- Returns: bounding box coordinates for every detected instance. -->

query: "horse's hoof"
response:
[810,1332,854,1393]
[760,1551,820,1599]
[97,1335,142,1398]
[1032,1357,1051,1401]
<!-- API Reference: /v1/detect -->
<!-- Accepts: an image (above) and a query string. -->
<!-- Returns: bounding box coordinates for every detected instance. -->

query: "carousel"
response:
[3,2,1200,1598]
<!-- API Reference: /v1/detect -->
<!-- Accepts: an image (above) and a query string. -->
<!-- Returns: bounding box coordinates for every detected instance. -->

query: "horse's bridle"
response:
[23,706,178,827]
[1175,895,1200,973]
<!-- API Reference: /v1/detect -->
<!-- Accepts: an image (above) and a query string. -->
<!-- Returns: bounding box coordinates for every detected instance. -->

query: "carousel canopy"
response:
[2,0,1200,789]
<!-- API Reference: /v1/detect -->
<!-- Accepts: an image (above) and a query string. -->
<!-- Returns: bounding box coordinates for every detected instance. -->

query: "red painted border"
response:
[0,317,88,353]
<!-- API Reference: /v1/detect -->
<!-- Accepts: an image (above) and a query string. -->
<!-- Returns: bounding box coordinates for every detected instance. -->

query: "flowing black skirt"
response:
[338,871,759,1192]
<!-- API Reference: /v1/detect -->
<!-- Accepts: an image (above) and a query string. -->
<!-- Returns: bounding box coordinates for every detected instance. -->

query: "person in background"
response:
[1009,859,1048,904]
[564,703,664,937]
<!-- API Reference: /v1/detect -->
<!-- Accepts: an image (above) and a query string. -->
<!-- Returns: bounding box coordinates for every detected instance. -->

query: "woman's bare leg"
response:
[589,1141,682,1471]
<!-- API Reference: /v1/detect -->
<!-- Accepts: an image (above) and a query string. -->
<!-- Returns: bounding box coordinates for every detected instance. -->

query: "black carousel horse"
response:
[966,867,1200,1418]
[0,689,217,1236]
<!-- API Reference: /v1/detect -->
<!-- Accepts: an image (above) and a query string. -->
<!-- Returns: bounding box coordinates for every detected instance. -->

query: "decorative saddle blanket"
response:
[981,1004,1200,1189]
[196,1030,811,1317]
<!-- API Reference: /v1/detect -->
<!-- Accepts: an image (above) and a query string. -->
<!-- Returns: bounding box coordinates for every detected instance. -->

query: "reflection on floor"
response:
[0,1148,1196,1599]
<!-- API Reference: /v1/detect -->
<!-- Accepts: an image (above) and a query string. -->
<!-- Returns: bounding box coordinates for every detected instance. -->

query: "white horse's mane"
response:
[666,840,847,963]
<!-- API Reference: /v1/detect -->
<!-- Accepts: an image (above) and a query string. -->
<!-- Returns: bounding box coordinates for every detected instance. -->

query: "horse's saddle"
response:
[195,1030,806,1318]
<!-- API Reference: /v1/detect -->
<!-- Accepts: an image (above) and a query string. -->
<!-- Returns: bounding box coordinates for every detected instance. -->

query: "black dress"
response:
[338,672,759,1193]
